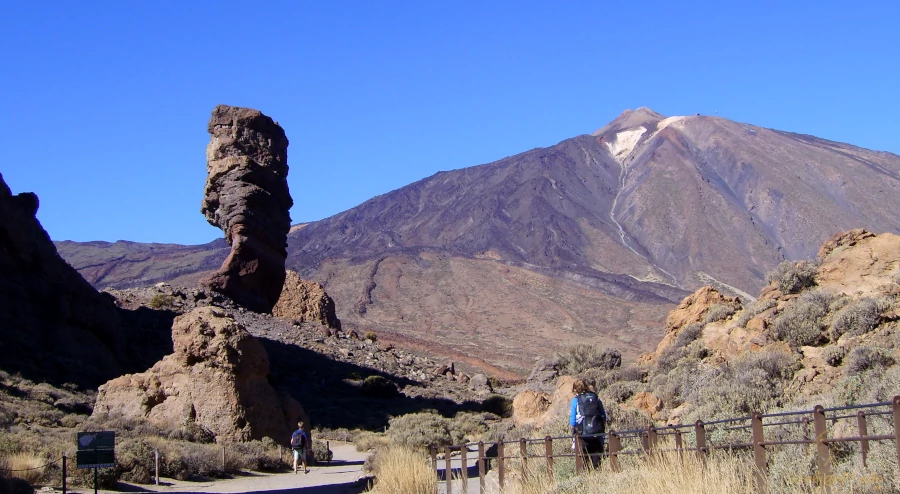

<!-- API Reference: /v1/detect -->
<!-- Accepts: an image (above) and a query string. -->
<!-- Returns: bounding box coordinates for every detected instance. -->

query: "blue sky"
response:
[2,2,898,244]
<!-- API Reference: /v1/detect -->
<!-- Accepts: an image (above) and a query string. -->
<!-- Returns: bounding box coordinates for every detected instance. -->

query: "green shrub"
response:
[766,260,817,294]
[556,345,621,374]
[148,294,175,309]
[481,395,513,418]
[387,412,455,451]
[606,381,641,403]
[310,440,332,464]
[772,289,832,346]
[364,331,377,342]
[847,346,895,374]
[361,375,398,398]
[115,439,156,484]
[703,304,737,324]
[829,297,885,339]
[822,346,846,367]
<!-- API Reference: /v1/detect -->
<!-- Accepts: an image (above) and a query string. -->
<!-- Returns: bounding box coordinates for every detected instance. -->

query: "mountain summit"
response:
[59,110,900,375]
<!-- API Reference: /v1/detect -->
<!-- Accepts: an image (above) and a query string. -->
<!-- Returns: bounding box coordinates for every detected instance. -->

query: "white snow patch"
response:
[604,127,646,164]
[657,116,686,131]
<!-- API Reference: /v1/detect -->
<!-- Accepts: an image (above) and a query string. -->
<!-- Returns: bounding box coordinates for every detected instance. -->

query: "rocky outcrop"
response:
[641,286,741,363]
[272,271,341,329]
[93,307,305,443]
[512,375,577,427]
[0,174,171,387]
[200,105,293,314]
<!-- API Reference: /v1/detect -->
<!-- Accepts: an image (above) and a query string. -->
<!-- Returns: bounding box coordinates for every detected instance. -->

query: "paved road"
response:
[66,443,370,494]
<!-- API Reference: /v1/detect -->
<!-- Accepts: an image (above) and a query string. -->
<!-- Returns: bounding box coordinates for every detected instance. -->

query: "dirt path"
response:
[72,443,370,494]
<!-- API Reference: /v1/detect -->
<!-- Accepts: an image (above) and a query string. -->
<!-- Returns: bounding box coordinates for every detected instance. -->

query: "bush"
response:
[0,451,47,486]
[387,412,455,451]
[481,395,513,418]
[735,299,777,327]
[674,324,704,348]
[772,289,832,346]
[148,294,175,309]
[361,375,398,398]
[355,431,389,452]
[822,346,846,367]
[703,304,736,324]
[310,440,332,464]
[829,297,885,339]
[847,346,895,374]
[115,439,155,484]
[766,260,817,294]
[364,331,377,342]
[556,345,621,374]
[606,381,641,403]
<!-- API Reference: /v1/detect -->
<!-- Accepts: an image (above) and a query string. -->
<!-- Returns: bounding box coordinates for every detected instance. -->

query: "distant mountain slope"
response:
[57,109,900,375]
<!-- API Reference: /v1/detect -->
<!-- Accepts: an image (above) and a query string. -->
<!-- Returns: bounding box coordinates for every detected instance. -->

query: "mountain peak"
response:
[592,107,667,137]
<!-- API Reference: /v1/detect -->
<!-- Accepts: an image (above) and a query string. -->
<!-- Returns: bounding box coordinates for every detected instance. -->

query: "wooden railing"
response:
[430,395,900,494]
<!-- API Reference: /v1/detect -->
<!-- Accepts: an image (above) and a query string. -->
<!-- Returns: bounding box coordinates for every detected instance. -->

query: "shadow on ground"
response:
[261,338,483,430]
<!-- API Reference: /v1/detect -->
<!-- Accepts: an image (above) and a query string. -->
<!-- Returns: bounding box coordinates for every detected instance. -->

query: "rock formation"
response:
[93,307,306,443]
[0,173,157,387]
[200,105,293,314]
[272,270,341,329]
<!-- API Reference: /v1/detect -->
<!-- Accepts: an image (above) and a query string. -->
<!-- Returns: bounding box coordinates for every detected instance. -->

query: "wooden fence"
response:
[430,395,900,494]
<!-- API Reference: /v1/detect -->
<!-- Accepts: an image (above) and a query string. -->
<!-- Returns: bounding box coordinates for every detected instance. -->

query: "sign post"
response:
[76,431,116,494]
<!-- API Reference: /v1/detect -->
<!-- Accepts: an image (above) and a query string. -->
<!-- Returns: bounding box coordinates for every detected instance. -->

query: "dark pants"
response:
[581,437,604,469]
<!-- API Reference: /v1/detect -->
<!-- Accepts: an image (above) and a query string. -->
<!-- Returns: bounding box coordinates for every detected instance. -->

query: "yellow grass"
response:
[369,445,437,494]
[500,452,758,494]
[2,451,47,485]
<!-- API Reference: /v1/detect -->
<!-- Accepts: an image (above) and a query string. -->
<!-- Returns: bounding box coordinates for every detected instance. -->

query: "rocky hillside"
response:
[56,109,900,375]
[513,230,900,428]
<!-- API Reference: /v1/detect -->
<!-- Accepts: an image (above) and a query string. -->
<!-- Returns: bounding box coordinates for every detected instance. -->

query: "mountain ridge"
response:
[56,109,900,375]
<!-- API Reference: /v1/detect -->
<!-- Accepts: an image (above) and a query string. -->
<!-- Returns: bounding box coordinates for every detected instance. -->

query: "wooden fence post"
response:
[519,438,528,479]
[813,405,832,493]
[498,440,505,490]
[461,444,468,485]
[647,425,657,453]
[478,442,486,494]
[675,429,683,460]
[154,449,159,485]
[544,436,553,478]
[695,420,707,466]
[430,446,437,477]
[857,411,869,468]
[752,412,767,494]
[609,432,620,472]
[62,453,67,494]
[574,434,584,473]
[893,396,900,475]
[222,445,226,471]
[445,446,453,494]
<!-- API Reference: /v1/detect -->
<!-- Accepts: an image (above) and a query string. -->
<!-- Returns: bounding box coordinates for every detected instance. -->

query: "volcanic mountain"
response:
[57,108,900,375]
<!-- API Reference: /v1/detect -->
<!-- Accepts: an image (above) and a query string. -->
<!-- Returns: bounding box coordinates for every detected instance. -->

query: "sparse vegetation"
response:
[766,260,818,294]
[481,394,513,418]
[771,289,832,346]
[557,345,622,375]
[385,412,457,451]
[703,303,736,324]
[735,298,776,327]
[364,331,377,342]
[846,346,895,374]
[148,294,175,308]
[822,345,846,366]
[829,297,886,339]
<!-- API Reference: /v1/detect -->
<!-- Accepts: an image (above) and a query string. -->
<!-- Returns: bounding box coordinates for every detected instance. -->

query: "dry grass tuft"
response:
[1,451,47,485]
[368,445,436,494]
[504,452,756,494]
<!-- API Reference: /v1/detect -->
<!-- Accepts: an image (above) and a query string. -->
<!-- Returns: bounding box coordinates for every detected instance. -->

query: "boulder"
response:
[468,374,492,395]
[647,286,741,361]
[525,358,560,392]
[512,390,551,426]
[272,271,341,329]
[93,307,305,443]
[200,105,293,314]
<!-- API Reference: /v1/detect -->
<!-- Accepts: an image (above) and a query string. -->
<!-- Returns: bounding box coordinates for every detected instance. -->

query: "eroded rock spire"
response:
[200,105,292,313]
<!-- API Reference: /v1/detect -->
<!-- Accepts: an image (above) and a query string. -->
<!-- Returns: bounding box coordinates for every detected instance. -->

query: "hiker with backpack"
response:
[290,421,310,474]
[569,379,607,469]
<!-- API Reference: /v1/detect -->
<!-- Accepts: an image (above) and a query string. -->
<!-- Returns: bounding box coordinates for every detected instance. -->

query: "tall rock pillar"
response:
[200,105,292,313]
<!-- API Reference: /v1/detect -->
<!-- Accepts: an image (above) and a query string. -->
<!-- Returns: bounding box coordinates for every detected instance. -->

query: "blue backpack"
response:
[577,392,606,435]
[291,430,307,449]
